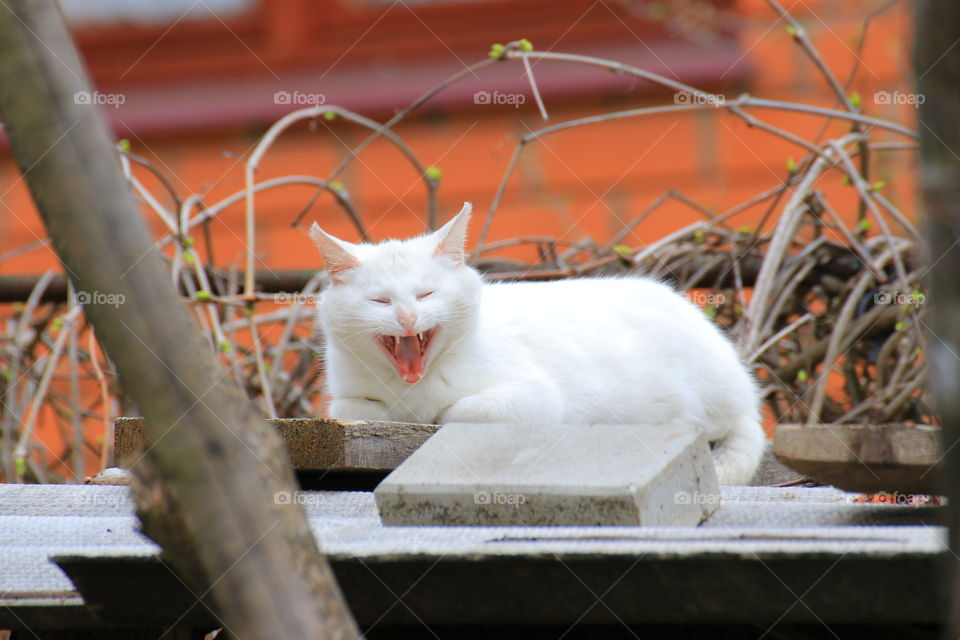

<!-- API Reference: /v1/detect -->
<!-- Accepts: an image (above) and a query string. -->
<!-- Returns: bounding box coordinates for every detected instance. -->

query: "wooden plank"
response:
[114,417,440,472]
[773,423,942,494]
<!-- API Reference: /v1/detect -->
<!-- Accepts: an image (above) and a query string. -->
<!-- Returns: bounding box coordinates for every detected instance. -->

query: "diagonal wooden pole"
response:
[0,2,359,637]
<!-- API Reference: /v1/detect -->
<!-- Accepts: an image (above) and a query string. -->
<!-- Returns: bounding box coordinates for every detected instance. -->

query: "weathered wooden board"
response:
[115,417,799,485]
[773,423,942,494]
[114,417,440,472]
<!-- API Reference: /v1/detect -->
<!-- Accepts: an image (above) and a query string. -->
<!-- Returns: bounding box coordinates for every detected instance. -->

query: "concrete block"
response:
[374,423,720,526]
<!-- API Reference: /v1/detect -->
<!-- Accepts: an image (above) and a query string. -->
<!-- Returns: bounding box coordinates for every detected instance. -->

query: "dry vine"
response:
[0,1,930,484]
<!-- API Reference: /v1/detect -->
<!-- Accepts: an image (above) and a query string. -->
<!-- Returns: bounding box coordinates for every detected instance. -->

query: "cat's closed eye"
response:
[417,291,434,300]
[370,297,390,305]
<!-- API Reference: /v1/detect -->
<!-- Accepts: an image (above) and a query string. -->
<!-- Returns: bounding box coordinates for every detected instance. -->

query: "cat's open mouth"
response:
[375,327,438,384]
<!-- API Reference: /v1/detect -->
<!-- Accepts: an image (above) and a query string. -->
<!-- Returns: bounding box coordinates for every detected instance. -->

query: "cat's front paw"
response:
[439,391,558,425]
[439,394,505,424]
[329,397,391,421]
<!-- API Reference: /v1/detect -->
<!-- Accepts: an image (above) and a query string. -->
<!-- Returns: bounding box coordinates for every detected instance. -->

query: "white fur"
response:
[311,203,766,484]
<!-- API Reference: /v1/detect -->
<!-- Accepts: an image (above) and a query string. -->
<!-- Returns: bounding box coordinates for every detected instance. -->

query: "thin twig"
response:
[521,53,549,121]
[88,330,112,471]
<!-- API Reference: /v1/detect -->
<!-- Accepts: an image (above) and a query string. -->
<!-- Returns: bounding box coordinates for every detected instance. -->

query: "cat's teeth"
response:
[417,333,423,342]
[394,336,399,349]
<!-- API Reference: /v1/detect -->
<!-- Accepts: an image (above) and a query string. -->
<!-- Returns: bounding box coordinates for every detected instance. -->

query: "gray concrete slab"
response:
[374,423,720,526]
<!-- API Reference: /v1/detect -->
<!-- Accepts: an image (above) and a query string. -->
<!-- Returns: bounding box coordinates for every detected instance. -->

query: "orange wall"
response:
[1,0,917,271]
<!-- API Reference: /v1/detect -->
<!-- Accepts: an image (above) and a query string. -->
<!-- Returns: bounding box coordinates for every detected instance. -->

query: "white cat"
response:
[310,202,766,484]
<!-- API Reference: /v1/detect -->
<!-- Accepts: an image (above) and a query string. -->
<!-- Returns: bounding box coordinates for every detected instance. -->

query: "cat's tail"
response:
[711,415,767,485]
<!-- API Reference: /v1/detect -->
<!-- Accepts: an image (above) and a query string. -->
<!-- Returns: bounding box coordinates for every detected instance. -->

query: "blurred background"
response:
[4,0,917,262]
[0,0,920,481]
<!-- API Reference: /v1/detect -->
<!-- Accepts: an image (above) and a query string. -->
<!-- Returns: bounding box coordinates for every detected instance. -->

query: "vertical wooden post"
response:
[914,1,960,635]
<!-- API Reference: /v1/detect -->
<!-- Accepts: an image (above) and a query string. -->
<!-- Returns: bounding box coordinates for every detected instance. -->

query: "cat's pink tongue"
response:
[395,336,424,383]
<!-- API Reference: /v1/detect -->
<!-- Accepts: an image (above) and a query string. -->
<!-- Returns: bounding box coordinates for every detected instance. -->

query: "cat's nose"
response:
[396,311,417,336]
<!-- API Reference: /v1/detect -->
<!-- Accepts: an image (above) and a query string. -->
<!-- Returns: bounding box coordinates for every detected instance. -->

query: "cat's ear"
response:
[310,223,360,283]
[432,201,472,264]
